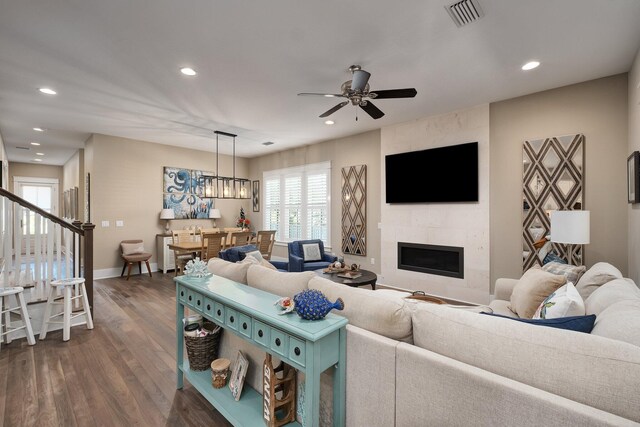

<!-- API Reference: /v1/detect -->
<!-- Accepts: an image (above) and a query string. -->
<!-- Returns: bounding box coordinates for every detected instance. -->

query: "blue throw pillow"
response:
[481,313,596,333]
[543,251,567,265]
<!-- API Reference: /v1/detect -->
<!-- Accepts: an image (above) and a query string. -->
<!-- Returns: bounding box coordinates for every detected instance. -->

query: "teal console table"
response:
[175,274,348,427]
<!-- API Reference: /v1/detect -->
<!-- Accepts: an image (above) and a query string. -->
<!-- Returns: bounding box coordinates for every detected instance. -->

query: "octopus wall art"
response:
[163,167,214,219]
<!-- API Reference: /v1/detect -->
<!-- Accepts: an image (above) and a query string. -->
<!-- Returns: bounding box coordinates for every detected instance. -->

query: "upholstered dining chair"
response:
[201,231,227,260]
[228,231,252,248]
[256,230,276,260]
[172,230,195,276]
[120,239,153,280]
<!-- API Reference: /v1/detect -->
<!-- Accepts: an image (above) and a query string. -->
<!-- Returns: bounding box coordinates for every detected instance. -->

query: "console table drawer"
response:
[178,286,187,303]
[289,336,306,367]
[238,313,252,338]
[203,298,215,318]
[253,320,270,347]
[186,289,197,308]
[213,302,225,324]
[225,308,238,330]
[270,328,288,357]
[192,292,204,311]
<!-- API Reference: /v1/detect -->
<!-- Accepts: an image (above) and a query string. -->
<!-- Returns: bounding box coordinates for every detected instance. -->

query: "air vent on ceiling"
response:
[262,141,274,146]
[446,0,484,27]
[15,146,30,150]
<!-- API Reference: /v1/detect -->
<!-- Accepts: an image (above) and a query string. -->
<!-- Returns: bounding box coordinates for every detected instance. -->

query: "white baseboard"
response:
[94,262,158,279]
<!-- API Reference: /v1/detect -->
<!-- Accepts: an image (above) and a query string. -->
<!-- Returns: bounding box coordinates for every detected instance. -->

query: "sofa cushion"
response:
[246,266,313,297]
[488,299,518,317]
[575,262,623,300]
[533,282,585,319]
[410,302,640,421]
[591,299,640,347]
[585,278,640,316]
[541,262,586,284]
[509,268,566,318]
[308,276,412,342]
[206,258,251,284]
[481,313,596,333]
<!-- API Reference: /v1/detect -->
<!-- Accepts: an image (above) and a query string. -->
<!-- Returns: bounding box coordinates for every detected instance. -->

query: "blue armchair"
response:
[219,245,288,271]
[287,240,337,272]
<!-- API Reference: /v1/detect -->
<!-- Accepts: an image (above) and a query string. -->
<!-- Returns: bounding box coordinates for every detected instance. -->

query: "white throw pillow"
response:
[243,250,264,262]
[302,243,321,261]
[533,282,585,319]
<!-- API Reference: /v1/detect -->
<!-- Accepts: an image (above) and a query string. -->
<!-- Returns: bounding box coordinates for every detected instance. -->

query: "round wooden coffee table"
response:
[314,269,378,290]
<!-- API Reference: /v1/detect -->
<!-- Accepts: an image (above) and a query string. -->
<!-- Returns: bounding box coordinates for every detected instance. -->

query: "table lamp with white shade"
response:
[550,210,590,265]
[209,208,221,228]
[160,208,175,232]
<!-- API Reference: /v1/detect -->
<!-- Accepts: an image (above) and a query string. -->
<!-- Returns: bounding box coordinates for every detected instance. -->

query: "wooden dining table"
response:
[167,241,203,254]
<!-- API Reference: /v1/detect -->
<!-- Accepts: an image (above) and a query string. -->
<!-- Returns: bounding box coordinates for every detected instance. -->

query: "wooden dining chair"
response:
[256,230,276,260]
[172,230,195,276]
[201,232,227,260]
[228,231,252,248]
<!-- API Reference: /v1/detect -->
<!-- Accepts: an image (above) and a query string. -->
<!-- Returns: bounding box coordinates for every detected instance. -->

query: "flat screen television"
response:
[385,142,478,203]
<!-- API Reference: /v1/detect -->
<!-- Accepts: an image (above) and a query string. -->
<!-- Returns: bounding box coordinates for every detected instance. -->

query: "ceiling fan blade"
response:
[298,93,344,97]
[319,101,349,118]
[351,70,371,92]
[360,101,385,119]
[369,88,417,99]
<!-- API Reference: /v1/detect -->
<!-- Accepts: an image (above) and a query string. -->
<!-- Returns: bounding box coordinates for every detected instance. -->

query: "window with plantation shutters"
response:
[263,162,331,246]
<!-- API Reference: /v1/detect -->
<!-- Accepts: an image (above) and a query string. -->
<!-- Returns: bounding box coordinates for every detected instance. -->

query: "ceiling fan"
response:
[298,65,417,120]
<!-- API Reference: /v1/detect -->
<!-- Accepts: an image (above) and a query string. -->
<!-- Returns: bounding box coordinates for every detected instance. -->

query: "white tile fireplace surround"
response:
[380,104,490,304]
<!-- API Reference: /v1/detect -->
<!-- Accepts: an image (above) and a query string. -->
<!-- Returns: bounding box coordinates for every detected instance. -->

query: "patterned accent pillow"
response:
[541,261,586,284]
[481,313,596,334]
[533,282,585,319]
[302,243,322,261]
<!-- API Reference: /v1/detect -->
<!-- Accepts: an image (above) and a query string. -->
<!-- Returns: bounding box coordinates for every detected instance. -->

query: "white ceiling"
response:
[1,0,640,165]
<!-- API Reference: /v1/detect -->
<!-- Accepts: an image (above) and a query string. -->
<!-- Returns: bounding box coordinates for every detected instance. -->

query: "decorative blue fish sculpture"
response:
[293,290,344,321]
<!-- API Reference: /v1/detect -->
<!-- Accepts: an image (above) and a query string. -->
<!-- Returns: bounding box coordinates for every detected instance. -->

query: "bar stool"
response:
[40,278,94,342]
[0,286,36,349]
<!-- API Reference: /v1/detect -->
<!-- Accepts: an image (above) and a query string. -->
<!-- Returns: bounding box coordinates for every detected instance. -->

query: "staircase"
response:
[0,187,94,339]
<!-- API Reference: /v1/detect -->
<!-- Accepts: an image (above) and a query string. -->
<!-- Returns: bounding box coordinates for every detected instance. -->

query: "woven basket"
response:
[184,321,222,371]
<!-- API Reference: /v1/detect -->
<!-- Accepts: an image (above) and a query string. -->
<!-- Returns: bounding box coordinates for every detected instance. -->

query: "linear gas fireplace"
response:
[397,242,464,279]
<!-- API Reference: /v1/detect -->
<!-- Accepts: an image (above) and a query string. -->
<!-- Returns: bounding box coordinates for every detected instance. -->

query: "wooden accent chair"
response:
[256,230,277,260]
[120,239,153,280]
[172,230,195,276]
[199,227,220,235]
[228,231,252,248]
[201,231,227,260]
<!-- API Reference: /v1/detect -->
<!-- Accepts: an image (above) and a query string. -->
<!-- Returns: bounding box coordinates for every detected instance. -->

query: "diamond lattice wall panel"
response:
[522,134,585,270]
[342,165,367,256]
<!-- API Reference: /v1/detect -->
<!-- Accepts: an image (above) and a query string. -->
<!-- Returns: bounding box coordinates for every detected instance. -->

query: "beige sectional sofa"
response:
[207,258,640,426]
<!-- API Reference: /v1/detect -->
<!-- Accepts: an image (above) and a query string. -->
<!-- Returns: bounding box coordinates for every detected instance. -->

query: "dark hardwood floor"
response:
[0,272,232,427]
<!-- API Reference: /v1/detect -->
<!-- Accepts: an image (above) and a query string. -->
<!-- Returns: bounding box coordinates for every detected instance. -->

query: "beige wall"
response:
[88,134,250,271]
[248,130,381,273]
[629,49,640,284]
[490,74,629,286]
[9,162,64,213]
[380,105,491,304]
[62,149,85,221]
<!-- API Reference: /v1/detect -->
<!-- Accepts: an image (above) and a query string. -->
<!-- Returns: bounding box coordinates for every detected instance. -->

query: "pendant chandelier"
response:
[200,130,250,200]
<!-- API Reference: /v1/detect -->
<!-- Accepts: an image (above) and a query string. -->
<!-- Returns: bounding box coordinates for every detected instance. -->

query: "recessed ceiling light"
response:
[180,67,197,76]
[33,127,44,132]
[30,142,41,146]
[521,61,540,71]
[324,120,335,125]
[38,87,57,95]
[36,152,44,156]
[33,158,43,162]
